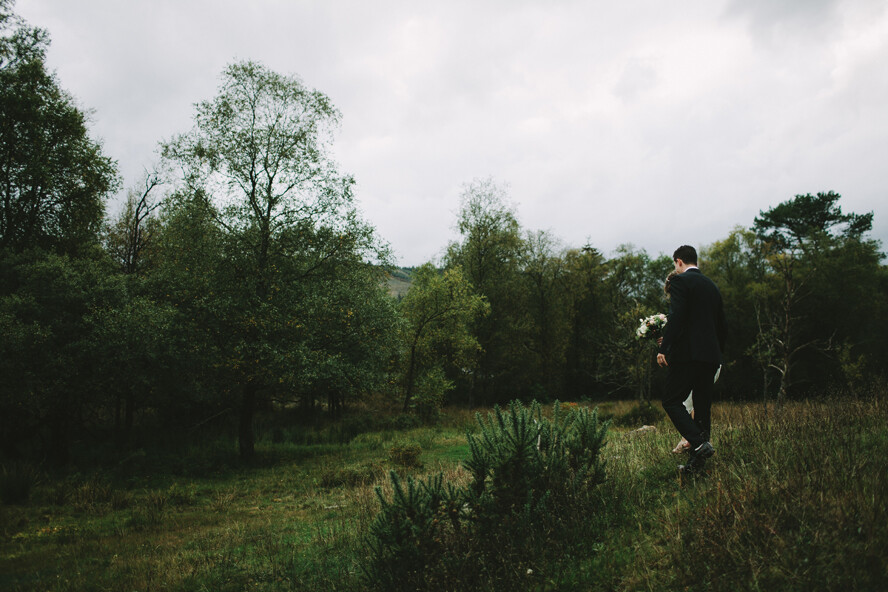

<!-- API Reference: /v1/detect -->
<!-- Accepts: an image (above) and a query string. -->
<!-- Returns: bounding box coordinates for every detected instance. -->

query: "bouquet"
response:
[636,313,667,342]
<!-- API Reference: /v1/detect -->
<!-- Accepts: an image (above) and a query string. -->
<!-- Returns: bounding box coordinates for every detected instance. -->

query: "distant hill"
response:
[386,267,414,299]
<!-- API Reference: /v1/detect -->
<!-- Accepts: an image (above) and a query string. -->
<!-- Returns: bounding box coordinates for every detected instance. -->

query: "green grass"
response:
[1,395,886,591]
[556,395,888,592]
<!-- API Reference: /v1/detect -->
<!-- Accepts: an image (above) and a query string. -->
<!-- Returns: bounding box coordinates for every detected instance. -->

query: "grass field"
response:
[1,395,886,591]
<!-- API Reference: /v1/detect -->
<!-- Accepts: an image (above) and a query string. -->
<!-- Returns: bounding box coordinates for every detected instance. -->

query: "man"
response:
[657,245,727,475]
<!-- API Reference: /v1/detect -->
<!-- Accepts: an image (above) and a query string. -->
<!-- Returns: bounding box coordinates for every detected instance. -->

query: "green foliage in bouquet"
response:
[365,400,610,590]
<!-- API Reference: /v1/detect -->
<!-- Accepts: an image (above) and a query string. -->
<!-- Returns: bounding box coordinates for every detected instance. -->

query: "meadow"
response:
[1,393,886,591]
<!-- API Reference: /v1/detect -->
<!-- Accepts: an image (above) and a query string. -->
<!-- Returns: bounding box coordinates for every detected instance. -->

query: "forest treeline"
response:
[2,1,886,465]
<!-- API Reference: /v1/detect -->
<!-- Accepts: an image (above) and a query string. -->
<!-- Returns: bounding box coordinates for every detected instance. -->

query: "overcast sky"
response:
[16,0,888,265]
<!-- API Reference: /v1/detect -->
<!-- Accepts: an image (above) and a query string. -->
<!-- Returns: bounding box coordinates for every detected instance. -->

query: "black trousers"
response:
[662,361,719,449]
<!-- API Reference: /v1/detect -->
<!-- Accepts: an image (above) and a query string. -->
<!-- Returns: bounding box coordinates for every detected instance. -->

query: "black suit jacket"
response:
[658,268,727,365]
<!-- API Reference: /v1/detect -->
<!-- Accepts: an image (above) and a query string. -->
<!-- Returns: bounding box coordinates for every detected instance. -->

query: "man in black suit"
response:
[657,245,727,475]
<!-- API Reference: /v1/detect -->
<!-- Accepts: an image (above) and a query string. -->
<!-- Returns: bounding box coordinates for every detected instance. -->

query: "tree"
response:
[700,227,769,399]
[105,169,164,275]
[605,244,671,311]
[0,250,125,464]
[90,295,180,441]
[0,2,118,255]
[521,230,569,399]
[163,61,392,459]
[599,245,672,401]
[561,245,611,399]
[145,190,233,428]
[276,230,400,418]
[753,191,874,401]
[1,0,45,71]
[798,225,886,393]
[0,2,121,464]
[444,178,528,405]
[397,264,488,417]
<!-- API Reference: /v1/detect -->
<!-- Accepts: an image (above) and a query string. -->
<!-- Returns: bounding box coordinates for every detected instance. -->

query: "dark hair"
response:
[672,245,698,265]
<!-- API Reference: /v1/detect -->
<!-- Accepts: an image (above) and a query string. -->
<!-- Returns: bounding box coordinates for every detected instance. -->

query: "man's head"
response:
[672,245,698,273]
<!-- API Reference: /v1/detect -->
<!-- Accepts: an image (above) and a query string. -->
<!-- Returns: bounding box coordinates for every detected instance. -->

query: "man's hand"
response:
[657,353,668,367]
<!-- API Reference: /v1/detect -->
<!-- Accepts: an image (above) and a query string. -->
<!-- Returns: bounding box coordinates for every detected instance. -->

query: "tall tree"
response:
[753,191,874,401]
[105,170,164,275]
[521,229,569,399]
[445,178,527,405]
[0,1,118,255]
[561,245,611,399]
[163,61,391,459]
[0,1,121,464]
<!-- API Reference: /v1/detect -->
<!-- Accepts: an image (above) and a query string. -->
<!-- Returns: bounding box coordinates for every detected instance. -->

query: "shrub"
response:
[364,472,462,591]
[320,462,382,488]
[0,462,41,505]
[465,400,608,530]
[366,400,610,590]
[388,443,423,469]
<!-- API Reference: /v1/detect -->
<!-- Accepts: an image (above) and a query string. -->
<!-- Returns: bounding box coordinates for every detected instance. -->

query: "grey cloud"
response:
[722,0,847,43]
[14,0,888,264]
[613,56,658,102]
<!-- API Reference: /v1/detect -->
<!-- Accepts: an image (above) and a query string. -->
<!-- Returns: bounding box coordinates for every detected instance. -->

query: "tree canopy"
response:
[0,3,118,255]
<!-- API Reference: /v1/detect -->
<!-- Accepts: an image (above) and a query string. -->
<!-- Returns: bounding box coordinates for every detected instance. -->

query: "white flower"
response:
[636,313,667,341]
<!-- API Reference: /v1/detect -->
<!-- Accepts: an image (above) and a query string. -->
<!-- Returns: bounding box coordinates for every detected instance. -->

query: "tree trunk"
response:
[777,358,790,404]
[328,390,343,418]
[403,342,418,413]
